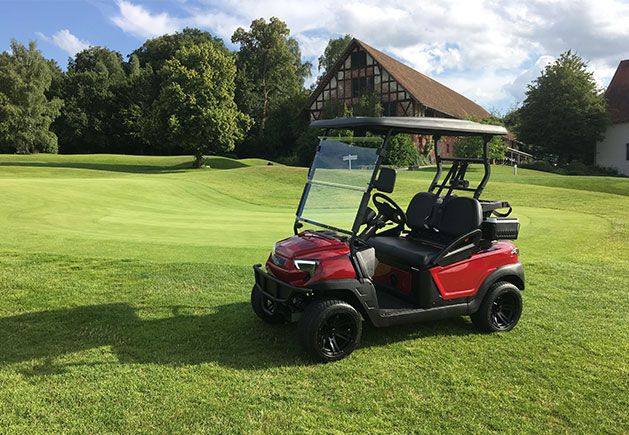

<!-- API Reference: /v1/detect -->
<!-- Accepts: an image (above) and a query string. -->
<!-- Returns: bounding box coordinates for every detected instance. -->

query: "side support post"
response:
[428,135,442,192]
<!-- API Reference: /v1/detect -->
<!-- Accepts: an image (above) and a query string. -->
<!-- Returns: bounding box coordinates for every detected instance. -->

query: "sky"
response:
[2,0,629,114]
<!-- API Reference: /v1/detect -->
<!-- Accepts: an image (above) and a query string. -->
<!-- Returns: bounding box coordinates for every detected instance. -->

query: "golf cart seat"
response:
[368,195,483,269]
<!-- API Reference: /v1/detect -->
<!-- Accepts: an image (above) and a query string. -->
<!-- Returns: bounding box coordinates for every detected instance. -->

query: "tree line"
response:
[0,19,324,167]
[0,18,610,168]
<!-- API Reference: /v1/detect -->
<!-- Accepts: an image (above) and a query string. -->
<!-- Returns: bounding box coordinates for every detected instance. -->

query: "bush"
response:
[275,154,299,166]
[561,161,621,176]
[521,160,555,173]
[521,159,622,176]
[385,134,420,167]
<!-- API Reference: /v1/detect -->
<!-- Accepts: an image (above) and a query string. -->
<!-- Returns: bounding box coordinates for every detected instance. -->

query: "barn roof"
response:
[605,59,629,124]
[308,38,490,120]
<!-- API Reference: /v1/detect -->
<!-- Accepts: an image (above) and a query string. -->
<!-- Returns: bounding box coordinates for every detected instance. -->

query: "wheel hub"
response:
[318,313,356,357]
[490,292,518,329]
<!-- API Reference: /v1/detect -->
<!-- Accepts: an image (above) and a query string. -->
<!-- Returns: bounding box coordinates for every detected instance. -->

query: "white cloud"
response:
[503,55,555,102]
[37,29,90,56]
[108,0,629,110]
[111,0,180,38]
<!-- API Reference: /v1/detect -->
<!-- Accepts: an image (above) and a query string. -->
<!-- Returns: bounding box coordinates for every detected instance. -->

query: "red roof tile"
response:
[605,60,629,124]
[357,40,489,119]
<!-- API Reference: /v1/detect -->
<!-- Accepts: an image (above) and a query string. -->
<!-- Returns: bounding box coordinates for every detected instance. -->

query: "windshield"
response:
[297,136,383,234]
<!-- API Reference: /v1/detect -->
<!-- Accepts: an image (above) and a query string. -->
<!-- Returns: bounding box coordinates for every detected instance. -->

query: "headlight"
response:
[294,259,319,274]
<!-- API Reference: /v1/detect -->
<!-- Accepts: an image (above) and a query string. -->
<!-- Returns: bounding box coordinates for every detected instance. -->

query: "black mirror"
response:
[362,207,376,224]
[374,167,396,193]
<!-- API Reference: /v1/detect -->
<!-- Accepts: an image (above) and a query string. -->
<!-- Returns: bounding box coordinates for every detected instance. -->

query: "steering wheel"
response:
[372,192,406,225]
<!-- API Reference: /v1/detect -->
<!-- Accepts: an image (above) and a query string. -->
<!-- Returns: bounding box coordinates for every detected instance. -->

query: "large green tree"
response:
[0,40,62,153]
[52,47,128,153]
[132,28,225,73]
[515,51,608,164]
[231,17,311,155]
[317,34,352,78]
[128,29,229,155]
[156,42,252,167]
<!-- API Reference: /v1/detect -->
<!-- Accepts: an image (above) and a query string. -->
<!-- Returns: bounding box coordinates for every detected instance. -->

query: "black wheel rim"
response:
[317,313,357,357]
[490,292,519,329]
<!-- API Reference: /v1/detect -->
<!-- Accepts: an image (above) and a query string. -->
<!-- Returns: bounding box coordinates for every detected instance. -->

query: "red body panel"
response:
[267,231,519,300]
[430,241,518,299]
[266,231,356,287]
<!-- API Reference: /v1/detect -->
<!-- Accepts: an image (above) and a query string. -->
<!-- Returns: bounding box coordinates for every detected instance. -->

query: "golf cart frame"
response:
[252,117,524,362]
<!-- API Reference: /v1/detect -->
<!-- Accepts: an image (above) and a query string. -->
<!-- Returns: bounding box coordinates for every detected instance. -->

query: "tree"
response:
[52,46,128,153]
[156,42,252,167]
[515,51,608,164]
[131,28,225,73]
[125,29,229,155]
[317,35,352,78]
[352,92,383,117]
[386,134,420,167]
[231,17,311,155]
[0,40,62,153]
[454,116,507,160]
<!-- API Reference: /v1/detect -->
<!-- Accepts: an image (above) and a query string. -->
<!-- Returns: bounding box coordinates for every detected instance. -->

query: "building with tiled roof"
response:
[306,38,489,122]
[596,60,629,175]
[306,38,490,158]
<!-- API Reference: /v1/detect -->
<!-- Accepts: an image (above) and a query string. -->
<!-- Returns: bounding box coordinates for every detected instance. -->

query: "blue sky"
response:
[2,0,629,114]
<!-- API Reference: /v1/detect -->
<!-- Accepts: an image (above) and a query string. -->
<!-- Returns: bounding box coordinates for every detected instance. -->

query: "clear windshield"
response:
[297,136,383,234]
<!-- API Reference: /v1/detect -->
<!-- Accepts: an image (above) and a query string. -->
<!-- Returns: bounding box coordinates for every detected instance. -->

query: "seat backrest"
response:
[436,197,482,237]
[406,192,439,233]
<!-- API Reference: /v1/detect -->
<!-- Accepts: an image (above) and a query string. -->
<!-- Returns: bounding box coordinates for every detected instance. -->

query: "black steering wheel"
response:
[372,192,406,225]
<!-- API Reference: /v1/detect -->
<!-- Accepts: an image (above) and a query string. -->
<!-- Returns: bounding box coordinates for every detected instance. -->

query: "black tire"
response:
[251,285,285,324]
[471,281,522,332]
[299,299,362,362]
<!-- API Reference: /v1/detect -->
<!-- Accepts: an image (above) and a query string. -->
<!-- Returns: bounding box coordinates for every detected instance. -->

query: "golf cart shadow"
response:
[360,316,476,349]
[0,302,305,374]
[0,303,475,375]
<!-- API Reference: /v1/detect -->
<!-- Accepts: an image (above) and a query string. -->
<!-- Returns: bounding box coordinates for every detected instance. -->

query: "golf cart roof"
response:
[310,116,507,137]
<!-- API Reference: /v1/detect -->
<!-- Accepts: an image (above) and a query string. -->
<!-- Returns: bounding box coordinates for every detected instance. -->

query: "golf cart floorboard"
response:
[375,287,417,310]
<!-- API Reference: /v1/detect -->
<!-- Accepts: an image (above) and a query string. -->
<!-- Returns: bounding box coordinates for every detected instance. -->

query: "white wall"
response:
[596,122,629,175]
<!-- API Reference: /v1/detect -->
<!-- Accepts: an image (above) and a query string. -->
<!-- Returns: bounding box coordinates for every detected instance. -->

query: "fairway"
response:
[0,154,628,433]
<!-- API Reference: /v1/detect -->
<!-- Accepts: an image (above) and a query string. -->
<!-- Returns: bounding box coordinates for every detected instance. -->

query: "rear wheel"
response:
[471,281,522,332]
[299,299,362,362]
[251,285,285,324]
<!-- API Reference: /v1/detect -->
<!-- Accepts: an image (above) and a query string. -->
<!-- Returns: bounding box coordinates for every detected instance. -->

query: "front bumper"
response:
[253,264,311,320]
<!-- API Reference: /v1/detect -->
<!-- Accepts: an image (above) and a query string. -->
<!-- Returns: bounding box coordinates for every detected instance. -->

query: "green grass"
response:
[0,154,627,433]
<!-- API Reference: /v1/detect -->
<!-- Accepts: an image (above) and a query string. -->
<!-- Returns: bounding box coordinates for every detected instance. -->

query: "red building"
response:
[306,38,490,157]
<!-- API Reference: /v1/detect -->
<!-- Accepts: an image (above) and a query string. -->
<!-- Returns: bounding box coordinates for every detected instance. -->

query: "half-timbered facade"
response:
[306,38,490,123]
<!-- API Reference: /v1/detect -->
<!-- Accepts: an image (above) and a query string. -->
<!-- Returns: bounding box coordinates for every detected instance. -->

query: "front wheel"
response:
[471,281,522,332]
[299,299,362,362]
[251,285,285,324]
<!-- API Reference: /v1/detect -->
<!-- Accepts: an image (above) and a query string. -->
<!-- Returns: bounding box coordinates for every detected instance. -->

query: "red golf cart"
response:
[252,117,524,362]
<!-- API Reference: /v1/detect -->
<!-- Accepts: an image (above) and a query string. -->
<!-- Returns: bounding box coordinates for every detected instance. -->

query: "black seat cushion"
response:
[367,236,441,268]
[436,197,482,237]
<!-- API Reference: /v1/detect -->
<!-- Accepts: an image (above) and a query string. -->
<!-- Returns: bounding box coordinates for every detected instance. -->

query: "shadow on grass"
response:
[0,156,248,174]
[0,302,474,374]
[0,161,193,174]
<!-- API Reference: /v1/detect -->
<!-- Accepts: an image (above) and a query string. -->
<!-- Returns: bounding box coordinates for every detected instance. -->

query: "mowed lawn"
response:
[0,154,627,433]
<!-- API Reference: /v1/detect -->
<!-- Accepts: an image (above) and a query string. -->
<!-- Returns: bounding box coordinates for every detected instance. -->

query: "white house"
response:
[596,60,629,176]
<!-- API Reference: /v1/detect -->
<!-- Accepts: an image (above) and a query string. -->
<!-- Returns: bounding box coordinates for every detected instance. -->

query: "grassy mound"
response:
[0,154,627,432]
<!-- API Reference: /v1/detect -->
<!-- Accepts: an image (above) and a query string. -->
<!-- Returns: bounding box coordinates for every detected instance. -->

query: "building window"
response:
[383,101,397,116]
[351,76,373,97]
[351,51,367,69]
